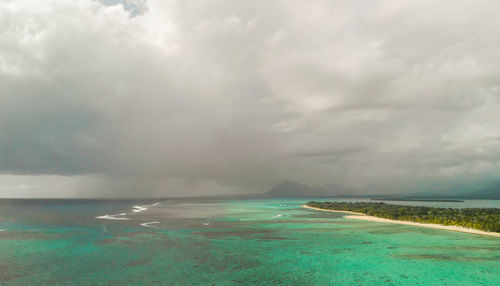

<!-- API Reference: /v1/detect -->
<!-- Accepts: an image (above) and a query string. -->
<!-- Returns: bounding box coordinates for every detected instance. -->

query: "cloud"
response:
[1,0,500,197]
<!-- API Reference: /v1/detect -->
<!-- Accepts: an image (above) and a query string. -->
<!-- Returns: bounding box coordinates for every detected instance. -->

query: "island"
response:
[371,198,464,202]
[305,201,500,236]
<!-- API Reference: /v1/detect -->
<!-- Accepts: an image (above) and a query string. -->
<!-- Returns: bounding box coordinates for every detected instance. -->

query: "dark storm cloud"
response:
[1,0,500,197]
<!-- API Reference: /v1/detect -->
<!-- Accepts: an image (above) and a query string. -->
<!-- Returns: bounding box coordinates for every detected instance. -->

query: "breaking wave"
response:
[140,221,160,228]
[95,213,131,220]
[132,202,159,214]
[95,202,160,222]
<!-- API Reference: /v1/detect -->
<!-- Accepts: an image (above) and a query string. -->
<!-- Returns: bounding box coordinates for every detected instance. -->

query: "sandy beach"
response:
[303,205,500,238]
[303,205,366,215]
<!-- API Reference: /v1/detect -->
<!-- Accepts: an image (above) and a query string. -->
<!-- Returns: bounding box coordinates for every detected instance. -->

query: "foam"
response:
[132,205,148,213]
[140,221,160,228]
[132,202,159,213]
[95,213,131,220]
[96,202,159,221]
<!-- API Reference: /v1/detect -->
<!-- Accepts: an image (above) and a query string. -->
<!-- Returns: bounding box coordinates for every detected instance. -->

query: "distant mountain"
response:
[264,180,355,198]
[264,179,500,199]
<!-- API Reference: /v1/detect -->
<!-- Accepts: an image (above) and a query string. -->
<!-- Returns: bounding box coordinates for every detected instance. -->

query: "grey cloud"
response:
[1,0,500,197]
[291,147,368,158]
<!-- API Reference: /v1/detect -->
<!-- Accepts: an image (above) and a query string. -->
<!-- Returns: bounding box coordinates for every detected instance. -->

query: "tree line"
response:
[306,201,500,233]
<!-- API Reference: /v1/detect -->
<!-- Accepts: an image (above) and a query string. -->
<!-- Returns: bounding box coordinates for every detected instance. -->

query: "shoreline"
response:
[303,205,367,216]
[303,205,500,238]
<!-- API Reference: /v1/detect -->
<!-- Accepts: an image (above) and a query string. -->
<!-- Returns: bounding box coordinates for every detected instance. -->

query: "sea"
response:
[0,198,499,285]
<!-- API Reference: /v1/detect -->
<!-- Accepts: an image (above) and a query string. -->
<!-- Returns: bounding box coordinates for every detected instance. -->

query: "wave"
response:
[95,213,131,220]
[96,202,160,221]
[140,221,160,228]
[132,202,159,214]
[132,206,148,213]
[96,202,160,222]
[272,214,283,218]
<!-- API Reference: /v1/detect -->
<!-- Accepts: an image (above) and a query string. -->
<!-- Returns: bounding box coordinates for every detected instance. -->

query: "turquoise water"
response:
[0,198,499,285]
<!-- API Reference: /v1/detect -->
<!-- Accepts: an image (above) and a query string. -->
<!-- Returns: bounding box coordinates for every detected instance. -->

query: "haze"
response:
[1,0,500,197]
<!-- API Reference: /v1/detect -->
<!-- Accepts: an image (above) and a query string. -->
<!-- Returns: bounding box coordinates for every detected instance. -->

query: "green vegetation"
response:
[306,201,500,233]
[371,198,464,202]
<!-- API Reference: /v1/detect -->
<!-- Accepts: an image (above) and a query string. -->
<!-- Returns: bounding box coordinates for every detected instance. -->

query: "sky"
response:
[1,0,500,197]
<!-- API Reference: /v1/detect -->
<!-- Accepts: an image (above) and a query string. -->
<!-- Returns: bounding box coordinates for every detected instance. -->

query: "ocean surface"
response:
[0,198,499,285]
